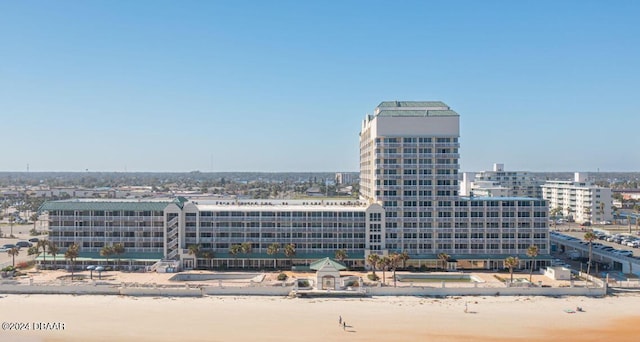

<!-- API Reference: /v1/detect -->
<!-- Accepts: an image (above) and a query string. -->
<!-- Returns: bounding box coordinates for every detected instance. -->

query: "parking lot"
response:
[550,228,640,276]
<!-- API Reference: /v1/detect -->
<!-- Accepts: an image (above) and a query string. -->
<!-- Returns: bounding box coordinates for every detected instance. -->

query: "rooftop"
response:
[375,109,459,117]
[377,101,449,108]
[194,199,368,211]
[39,198,176,212]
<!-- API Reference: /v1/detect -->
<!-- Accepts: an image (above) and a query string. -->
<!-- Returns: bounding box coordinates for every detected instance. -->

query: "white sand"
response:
[2,293,640,342]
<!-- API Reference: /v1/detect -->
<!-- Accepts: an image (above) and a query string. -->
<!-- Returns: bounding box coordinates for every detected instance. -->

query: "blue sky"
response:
[1,1,639,173]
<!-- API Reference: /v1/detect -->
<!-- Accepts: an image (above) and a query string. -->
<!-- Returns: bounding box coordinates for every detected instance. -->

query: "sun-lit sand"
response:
[2,293,640,342]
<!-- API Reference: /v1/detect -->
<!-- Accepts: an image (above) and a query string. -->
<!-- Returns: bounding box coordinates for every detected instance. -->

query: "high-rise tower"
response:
[360,102,548,263]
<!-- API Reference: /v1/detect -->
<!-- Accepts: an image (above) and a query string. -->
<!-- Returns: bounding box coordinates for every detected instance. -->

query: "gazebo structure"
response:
[310,258,347,290]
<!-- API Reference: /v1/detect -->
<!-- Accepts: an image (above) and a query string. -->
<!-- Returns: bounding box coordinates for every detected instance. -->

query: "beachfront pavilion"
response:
[310,257,347,290]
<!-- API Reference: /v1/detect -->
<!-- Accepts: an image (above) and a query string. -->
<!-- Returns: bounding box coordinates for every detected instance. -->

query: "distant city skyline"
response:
[1,1,639,173]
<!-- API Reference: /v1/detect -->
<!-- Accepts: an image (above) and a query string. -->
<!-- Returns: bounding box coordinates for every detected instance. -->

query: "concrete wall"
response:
[368,285,606,297]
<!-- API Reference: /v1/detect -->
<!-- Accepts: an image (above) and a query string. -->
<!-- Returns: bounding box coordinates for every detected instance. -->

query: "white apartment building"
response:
[461,163,543,198]
[542,172,613,224]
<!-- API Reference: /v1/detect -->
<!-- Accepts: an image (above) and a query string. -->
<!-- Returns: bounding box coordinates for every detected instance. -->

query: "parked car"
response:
[2,244,18,250]
[28,237,39,243]
[580,221,592,227]
[16,241,32,248]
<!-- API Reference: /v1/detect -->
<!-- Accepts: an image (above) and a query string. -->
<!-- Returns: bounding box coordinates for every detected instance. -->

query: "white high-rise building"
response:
[360,102,549,263]
[542,172,613,224]
[461,163,543,198]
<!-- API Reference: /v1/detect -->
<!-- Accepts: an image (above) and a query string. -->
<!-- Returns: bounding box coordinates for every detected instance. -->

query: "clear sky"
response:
[1,1,639,173]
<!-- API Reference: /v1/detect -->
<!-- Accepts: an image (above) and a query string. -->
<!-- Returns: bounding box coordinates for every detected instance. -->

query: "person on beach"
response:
[464,302,468,313]
[339,315,342,325]
[343,321,346,330]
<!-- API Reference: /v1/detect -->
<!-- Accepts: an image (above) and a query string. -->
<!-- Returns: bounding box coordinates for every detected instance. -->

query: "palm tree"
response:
[37,239,49,267]
[334,249,348,263]
[284,243,296,268]
[504,256,519,283]
[634,205,640,231]
[100,245,115,267]
[437,252,450,271]
[229,244,242,268]
[64,243,80,281]
[389,252,402,287]
[48,242,59,268]
[399,251,410,269]
[380,256,391,284]
[7,247,19,267]
[187,244,201,269]
[241,242,252,268]
[366,253,380,279]
[200,251,214,269]
[584,231,597,275]
[113,243,125,270]
[266,243,281,268]
[526,245,539,282]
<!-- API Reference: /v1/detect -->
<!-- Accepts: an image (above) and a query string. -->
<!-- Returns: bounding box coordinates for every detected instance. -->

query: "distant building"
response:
[335,172,354,185]
[542,172,613,223]
[461,163,543,198]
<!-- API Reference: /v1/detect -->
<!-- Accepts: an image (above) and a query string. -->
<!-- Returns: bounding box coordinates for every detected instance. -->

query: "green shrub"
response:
[277,273,288,281]
[2,266,16,272]
[367,273,379,281]
[297,279,310,288]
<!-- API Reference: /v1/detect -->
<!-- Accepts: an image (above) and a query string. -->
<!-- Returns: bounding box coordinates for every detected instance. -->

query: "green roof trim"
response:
[39,200,172,212]
[309,257,347,271]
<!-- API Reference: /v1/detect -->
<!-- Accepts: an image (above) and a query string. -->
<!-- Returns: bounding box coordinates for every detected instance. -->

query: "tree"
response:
[64,243,80,281]
[100,245,115,267]
[584,231,597,275]
[366,253,380,279]
[389,252,402,287]
[200,251,214,269]
[634,205,640,231]
[241,242,253,268]
[7,247,19,267]
[48,242,59,268]
[526,245,539,282]
[113,243,125,270]
[380,256,391,284]
[334,249,348,263]
[284,243,296,267]
[399,251,410,269]
[437,252,450,271]
[37,239,49,267]
[504,256,519,283]
[229,244,242,268]
[266,243,281,268]
[187,244,201,269]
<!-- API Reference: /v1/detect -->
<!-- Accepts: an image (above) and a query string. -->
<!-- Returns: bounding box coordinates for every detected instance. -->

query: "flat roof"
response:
[39,199,174,212]
[193,199,368,211]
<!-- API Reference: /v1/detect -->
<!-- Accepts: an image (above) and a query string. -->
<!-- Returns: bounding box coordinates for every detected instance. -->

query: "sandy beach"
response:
[2,293,640,342]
